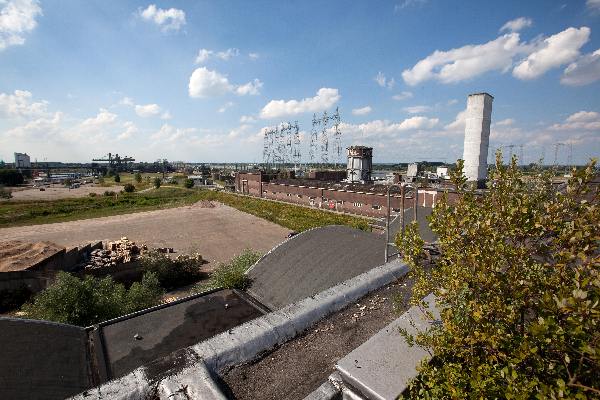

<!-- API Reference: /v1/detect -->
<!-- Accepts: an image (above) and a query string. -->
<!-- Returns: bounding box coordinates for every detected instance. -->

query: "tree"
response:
[184,178,194,189]
[114,174,121,183]
[153,177,161,189]
[134,172,142,183]
[397,155,599,398]
[0,169,24,186]
[123,183,135,193]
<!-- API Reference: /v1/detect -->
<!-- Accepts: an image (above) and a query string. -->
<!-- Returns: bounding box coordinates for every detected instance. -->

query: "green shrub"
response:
[0,169,24,186]
[22,271,163,326]
[88,192,97,197]
[197,249,261,292]
[397,156,600,398]
[134,173,142,183]
[123,183,135,193]
[0,185,11,199]
[103,190,116,196]
[0,285,32,312]
[184,178,194,189]
[114,174,121,183]
[153,177,161,188]
[140,250,204,290]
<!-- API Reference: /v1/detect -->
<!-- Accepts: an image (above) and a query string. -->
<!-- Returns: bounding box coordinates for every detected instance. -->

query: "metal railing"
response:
[385,183,418,262]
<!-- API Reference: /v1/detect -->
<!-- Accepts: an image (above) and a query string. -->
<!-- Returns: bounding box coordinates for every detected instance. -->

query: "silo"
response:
[346,146,373,183]
[463,93,493,188]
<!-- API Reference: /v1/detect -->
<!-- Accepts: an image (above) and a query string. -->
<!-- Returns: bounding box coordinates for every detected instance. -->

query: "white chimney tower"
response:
[463,93,493,188]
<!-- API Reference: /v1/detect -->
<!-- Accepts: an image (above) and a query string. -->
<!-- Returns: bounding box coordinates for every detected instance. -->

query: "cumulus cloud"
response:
[550,111,600,130]
[392,91,413,101]
[218,101,234,113]
[135,103,161,117]
[235,78,263,95]
[259,88,340,119]
[117,121,138,140]
[495,118,515,126]
[444,110,467,132]
[587,0,600,12]
[240,115,256,123]
[216,48,239,60]
[195,48,240,64]
[352,106,372,116]
[500,17,533,33]
[195,48,213,64]
[151,123,196,142]
[561,49,600,86]
[0,0,42,51]
[402,32,526,85]
[0,89,48,118]
[139,4,185,32]
[394,0,427,12]
[118,97,134,106]
[81,109,117,127]
[249,52,259,60]
[403,105,431,114]
[188,67,262,98]
[513,27,590,80]
[341,117,439,139]
[375,72,395,89]
[5,111,62,138]
[402,25,591,85]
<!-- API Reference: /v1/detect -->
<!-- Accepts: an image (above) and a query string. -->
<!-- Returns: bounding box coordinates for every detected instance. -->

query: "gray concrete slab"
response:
[0,317,91,400]
[99,289,263,379]
[388,207,437,244]
[247,225,386,310]
[335,295,439,400]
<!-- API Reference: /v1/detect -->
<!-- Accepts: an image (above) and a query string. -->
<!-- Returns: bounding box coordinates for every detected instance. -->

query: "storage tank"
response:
[346,146,373,183]
[463,93,493,188]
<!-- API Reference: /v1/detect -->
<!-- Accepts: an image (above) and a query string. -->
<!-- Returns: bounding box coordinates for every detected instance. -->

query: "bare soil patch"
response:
[0,240,64,272]
[6,184,124,201]
[221,274,414,400]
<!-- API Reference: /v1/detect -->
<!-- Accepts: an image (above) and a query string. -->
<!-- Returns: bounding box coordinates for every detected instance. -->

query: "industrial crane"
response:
[92,153,135,170]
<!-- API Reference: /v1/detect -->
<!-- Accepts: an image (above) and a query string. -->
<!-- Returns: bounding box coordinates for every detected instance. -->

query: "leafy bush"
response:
[123,183,135,193]
[0,285,32,312]
[134,172,142,183]
[140,250,205,290]
[114,174,121,183]
[184,178,194,189]
[22,271,163,326]
[103,190,116,196]
[197,249,261,292]
[0,169,24,186]
[88,192,97,197]
[153,177,161,188]
[0,185,11,199]
[397,156,599,398]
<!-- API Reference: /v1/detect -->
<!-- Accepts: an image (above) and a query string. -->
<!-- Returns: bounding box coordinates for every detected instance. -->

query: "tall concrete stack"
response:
[463,93,493,188]
[346,146,373,184]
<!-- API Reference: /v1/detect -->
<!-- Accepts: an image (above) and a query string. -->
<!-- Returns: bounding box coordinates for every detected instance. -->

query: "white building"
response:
[14,152,31,168]
[436,167,449,179]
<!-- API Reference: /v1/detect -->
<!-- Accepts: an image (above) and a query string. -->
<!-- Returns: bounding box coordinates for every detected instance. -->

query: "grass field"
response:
[0,188,371,232]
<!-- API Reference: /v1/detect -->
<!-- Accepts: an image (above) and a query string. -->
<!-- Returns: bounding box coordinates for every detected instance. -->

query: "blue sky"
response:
[1,0,599,164]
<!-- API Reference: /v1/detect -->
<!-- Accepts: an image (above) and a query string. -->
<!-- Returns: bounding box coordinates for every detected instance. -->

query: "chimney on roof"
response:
[463,92,493,188]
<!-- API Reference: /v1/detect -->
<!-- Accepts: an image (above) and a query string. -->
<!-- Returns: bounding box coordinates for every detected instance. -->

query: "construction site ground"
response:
[221,274,414,400]
[6,184,125,201]
[0,201,290,270]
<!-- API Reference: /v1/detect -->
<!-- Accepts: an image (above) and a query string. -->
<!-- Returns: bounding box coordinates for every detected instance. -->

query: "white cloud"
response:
[139,4,185,32]
[550,111,600,130]
[392,91,413,101]
[188,67,262,98]
[135,103,161,117]
[249,52,259,60]
[240,115,256,123]
[235,78,263,96]
[0,0,41,51]
[6,111,62,138]
[218,101,234,113]
[195,48,213,64]
[81,109,117,127]
[447,99,458,105]
[352,106,372,116]
[188,67,233,98]
[495,118,515,126]
[117,121,138,140]
[403,105,431,114]
[513,27,590,80]
[151,124,196,142]
[444,110,467,132]
[160,111,172,120]
[587,0,600,12]
[500,17,533,33]
[375,72,395,89]
[561,49,600,86]
[119,97,134,106]
[402,32,527,85]
[341,117,439,139]
[216,48,239,60]
[259,88,340,119]
[394,0,427,12]
[0,89,48,118]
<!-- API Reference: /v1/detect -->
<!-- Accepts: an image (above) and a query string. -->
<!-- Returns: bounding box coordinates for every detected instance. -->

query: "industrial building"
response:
[14,152,30,169]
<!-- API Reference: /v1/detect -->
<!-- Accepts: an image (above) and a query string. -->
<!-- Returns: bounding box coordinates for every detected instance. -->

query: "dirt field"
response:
[7,184,125,201]
[0,241,64,272]
[0,201,290,268]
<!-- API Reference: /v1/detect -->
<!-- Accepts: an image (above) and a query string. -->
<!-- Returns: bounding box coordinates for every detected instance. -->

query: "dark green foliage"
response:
[153,177,161,188]
[114,174,121,183]
[103,190,116,196]
[184,178,194,189]
[397,156,599,398]
[0,169,24,186]
[0,285,32,312]
[197,249,261,292]
[123,183,135,193]
[140,250,205,290]
[22,271,163,326]
[134,173,142,183]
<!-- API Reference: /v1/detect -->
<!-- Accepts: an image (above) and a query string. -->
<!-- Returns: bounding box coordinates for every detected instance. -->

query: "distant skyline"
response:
[1,0,599,164]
